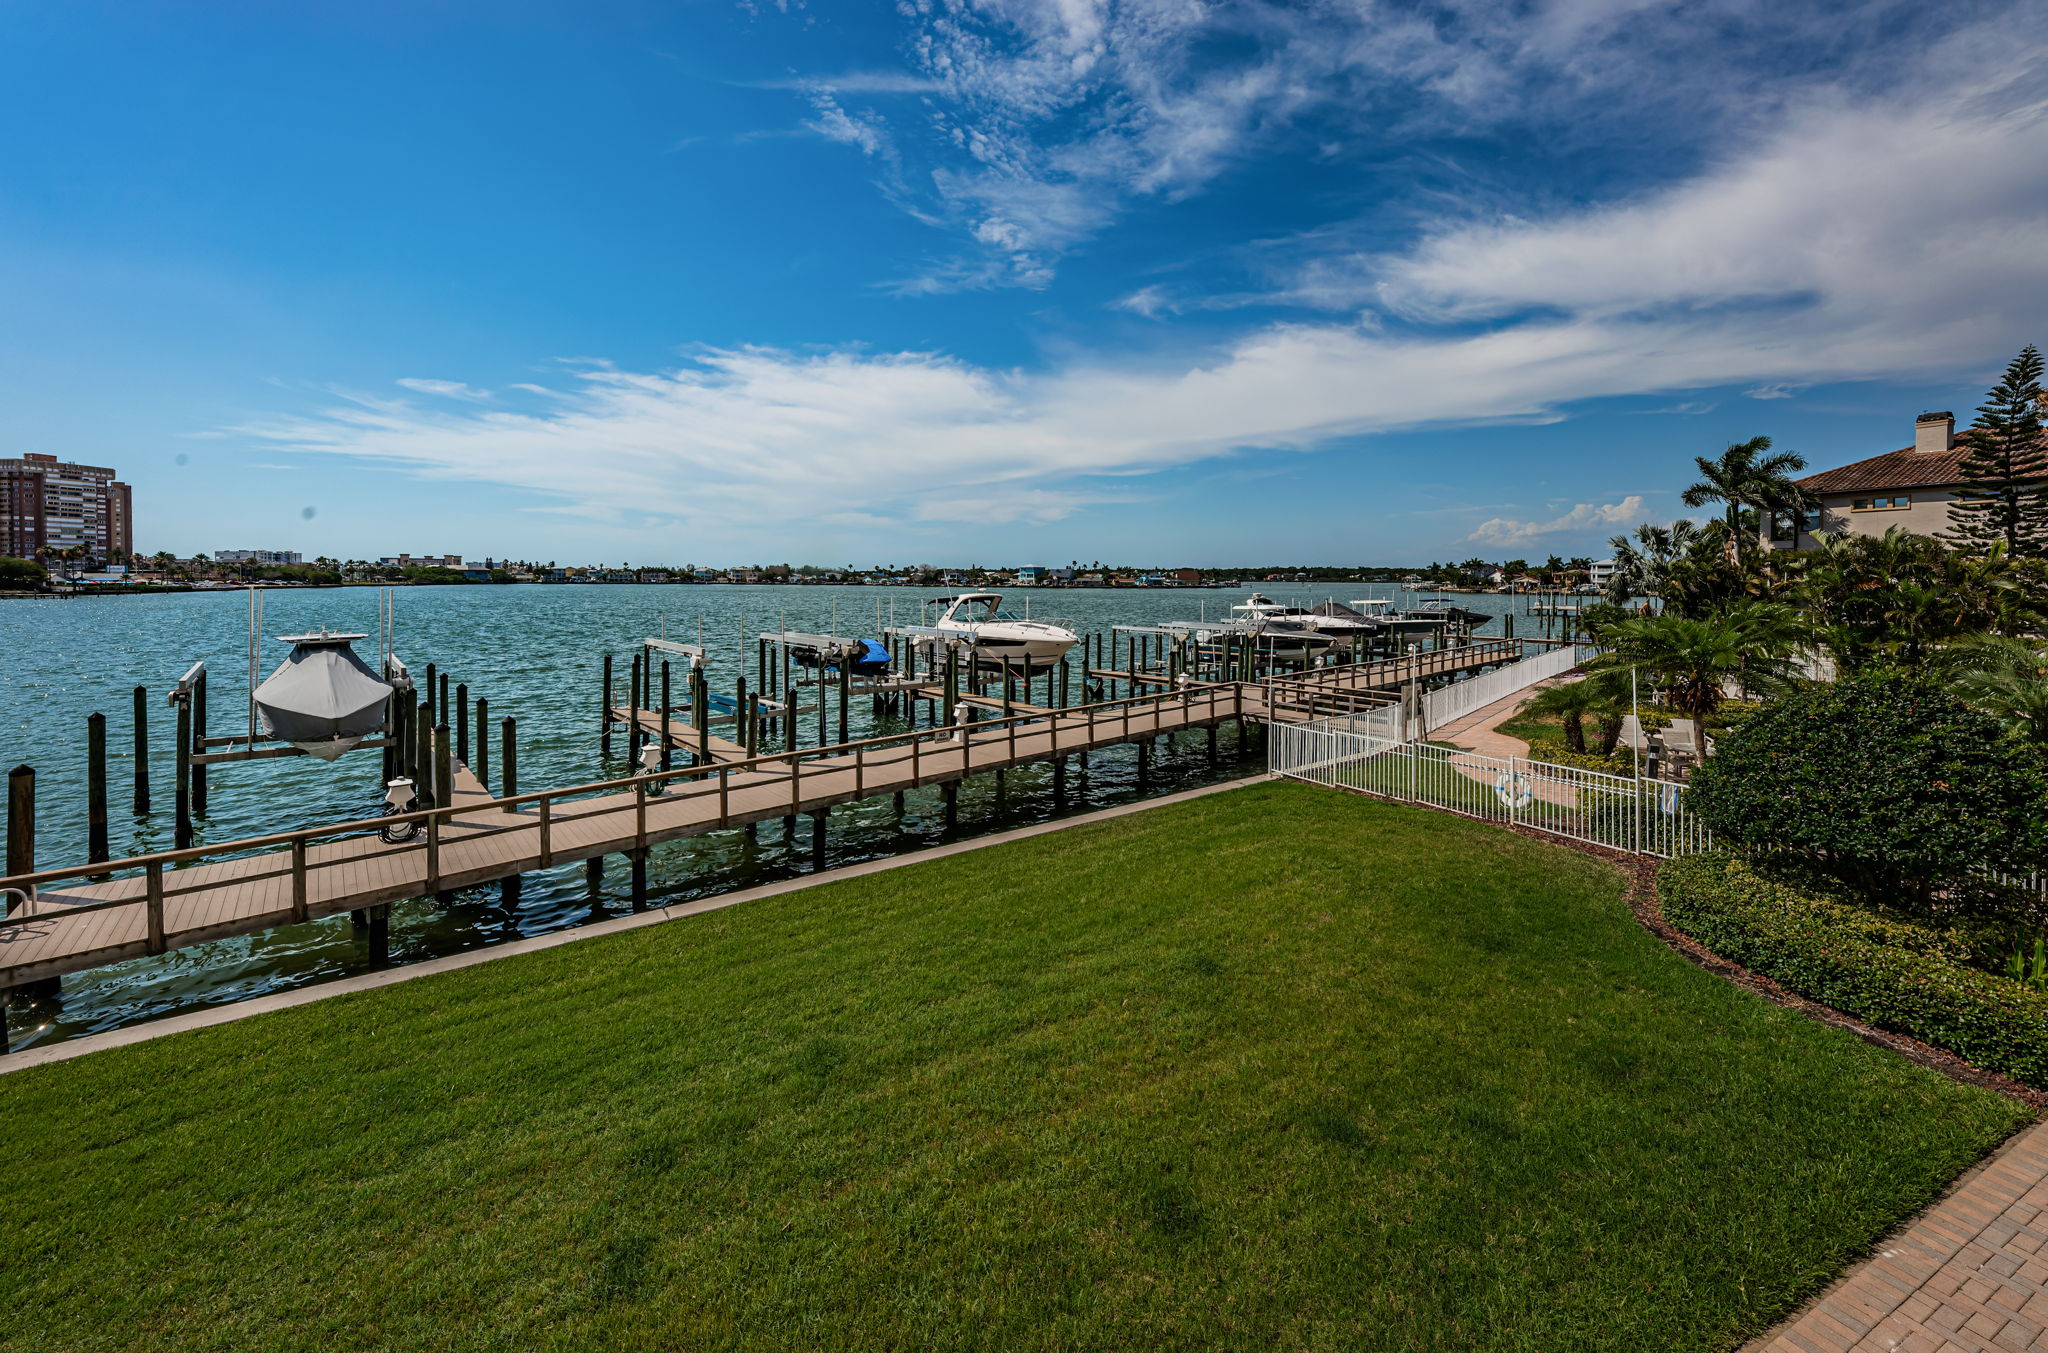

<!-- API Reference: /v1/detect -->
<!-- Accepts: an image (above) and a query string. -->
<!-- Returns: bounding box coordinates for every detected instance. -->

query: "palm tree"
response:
[1936,636,2048,745]
[1519,669,1632,754]
[1681,436,1814,568]
[1588,602,1805,750]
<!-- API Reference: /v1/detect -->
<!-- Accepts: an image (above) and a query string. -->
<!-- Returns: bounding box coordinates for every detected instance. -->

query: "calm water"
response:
[0,582,1563,1048]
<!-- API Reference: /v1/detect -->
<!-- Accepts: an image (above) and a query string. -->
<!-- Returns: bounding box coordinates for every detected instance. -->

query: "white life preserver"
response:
[1494,771,1534,810]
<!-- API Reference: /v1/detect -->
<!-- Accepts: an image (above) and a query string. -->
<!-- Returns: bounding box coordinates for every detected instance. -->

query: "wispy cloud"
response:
[244,29,2048,541]
[1466,497,1645,547]
[395,377,492,400]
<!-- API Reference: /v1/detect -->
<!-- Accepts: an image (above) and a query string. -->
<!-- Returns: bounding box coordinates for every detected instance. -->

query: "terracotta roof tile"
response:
[1798,433,1979,494]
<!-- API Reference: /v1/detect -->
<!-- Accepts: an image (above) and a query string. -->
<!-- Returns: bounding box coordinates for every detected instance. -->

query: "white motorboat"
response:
[1223,595,1340,651]
[254,630,393,760]
[926,593,1079,673]
[1234,593,1372,646]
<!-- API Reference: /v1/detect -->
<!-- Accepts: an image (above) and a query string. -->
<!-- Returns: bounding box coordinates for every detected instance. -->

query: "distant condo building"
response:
[0,453,133,560]
[379,553,462,568]
[215,549,304,565]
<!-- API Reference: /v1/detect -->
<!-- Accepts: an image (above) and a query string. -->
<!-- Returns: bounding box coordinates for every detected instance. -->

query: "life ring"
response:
[1494,771,1534,810]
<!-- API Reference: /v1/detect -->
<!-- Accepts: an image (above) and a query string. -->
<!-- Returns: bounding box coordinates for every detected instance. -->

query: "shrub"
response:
[1661,852,2048,1086]
[1688,671,2048,903]
[0,555,47,584]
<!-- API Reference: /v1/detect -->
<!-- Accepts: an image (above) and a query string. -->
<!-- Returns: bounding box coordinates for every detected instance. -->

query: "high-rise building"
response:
[215,549,304,565]
[0,454,133,560]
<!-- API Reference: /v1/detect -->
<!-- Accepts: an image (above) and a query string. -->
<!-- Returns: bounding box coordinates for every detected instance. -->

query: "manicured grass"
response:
[1,782,2027,1351]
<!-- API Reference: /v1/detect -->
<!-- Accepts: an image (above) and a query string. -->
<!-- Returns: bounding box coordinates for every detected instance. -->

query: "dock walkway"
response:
[0,640,1525,990]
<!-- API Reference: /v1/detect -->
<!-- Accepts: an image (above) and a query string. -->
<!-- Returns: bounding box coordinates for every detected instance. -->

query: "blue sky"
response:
[3,0,2045,566]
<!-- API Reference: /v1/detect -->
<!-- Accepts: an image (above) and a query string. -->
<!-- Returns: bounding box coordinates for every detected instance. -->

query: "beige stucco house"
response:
[1762,411,1999,550]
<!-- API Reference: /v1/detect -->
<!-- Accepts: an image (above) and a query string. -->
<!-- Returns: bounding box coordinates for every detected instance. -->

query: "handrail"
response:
[0,647,1526,896]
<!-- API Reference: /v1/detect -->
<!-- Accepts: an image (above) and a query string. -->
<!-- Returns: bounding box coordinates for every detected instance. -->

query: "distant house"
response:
[1765,410,2041,550]
[1173,567,1201,584]
[1014,566,1047,586]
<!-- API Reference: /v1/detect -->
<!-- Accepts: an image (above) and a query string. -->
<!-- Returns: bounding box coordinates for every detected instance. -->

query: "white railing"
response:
[1418,643,1580,734]
[1269,721,1709,858]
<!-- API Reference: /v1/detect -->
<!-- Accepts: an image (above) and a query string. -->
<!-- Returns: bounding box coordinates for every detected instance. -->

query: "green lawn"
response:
[1,782,2027,1352]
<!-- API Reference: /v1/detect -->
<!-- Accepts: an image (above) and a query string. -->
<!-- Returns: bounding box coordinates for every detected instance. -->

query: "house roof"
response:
[1796,434,1983,495]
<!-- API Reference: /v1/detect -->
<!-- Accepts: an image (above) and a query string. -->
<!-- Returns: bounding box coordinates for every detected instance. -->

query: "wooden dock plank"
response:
[0,646,1546,988]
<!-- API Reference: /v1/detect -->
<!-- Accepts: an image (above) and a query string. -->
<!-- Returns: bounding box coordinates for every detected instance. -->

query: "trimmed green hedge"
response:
[1661,852,2048,1087]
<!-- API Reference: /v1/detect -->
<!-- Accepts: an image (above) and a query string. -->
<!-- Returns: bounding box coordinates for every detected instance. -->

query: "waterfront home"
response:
[1764,410,2041,550]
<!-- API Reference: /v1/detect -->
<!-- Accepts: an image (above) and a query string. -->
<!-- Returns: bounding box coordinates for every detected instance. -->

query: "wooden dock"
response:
[0,639,1532,991]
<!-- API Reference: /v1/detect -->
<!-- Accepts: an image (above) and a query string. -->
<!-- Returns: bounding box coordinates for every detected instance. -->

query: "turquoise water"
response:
[0,582,1563,1048]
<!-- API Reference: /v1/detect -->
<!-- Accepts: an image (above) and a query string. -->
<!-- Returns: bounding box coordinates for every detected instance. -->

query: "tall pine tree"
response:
[1946,344,2048,557]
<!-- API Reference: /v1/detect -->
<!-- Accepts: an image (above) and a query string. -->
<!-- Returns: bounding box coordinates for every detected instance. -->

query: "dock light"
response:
[637,741,665,792]
[379,777,419,844]
[954,704,973,744]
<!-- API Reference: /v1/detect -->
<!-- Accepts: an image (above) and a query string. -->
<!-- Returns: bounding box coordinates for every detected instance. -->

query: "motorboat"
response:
[1403,598,1487,626]
[253,629,393,761]
[925,593,1079,673]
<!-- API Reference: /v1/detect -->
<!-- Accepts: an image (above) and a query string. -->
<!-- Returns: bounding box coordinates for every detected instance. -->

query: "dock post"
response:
[456,685,469,765]
[1002,661,1014,719]
[745,691,759,757]
[941,779,958,830]
[87,713,109,876]
[629,848,648,912]
[1052,756,1066,801]
[366,903,390,966]
[7,765,34,889]
[893,790,905,815]
[438,672,450,729]
[173,696,193,849]
[501,871,522,906]
[191,669,208,816]
[424,662,437,711]
[756,637,767,698]
[131,684,150,815]
[628,656,643,764]
[838,658,850,745]
[601,653,614,756]
[1206,724,1218,764]
[811,806,828,870]
[587,855,604,891]
[735,676,748,759]
[1136,739,1151,781]
[500,717,517,808]
[695,664,709,764]
[943,646,959,730]
[416,699,435,806]
[660,661,673,770]
[435,724,453,819]
[475,697,489,790]
[1059,659,1069,708]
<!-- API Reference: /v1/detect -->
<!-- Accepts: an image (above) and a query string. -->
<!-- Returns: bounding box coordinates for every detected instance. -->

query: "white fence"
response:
[1270,721,1709,858]
[1419,643,1581,734]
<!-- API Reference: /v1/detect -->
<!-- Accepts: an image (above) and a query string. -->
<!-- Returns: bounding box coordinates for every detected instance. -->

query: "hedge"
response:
[1660,852,2048,1087]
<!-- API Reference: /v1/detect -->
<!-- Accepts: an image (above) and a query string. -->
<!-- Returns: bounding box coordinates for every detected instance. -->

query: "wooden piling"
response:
[475,697,489,790]
[601,652,614,756]
[173,696,193,850]
[500,717,518,807]
[435,724,453,826]
[416,699,435,806]
[131,684,149,816]
[191,670,208,816]
[660,661,673,770]
[629,848,648,912]
[628,656,643,763]
[87,713,109,874]
[438,672,450,729]
[366,903,390,966]
[941,779,958,829]
[837,656,850,745]
[587,856,604,890]
[456,684,469,765]
[7,765,34,884]
[811,806,828,870]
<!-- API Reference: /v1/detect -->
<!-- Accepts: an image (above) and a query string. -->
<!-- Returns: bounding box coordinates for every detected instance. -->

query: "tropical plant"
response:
[1680,436,1815,569]
[1936,635,2048,746]
[1586,601,1805,748]
[1519,670,1633,755]
[1946,344,2048,558]
[1687,671,2048,905]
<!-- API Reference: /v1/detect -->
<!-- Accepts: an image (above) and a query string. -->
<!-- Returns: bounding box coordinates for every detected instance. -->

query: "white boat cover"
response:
[255,633,392,760]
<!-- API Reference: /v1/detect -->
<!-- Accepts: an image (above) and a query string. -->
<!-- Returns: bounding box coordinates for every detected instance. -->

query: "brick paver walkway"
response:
[1747,1120,2048,1351]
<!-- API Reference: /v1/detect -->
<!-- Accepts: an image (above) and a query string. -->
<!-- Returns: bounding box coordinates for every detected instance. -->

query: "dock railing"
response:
[0,677,1253,949]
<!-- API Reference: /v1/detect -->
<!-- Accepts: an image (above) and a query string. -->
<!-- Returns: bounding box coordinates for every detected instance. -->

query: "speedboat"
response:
[1234,593,1371,647]
[254,630,393,761]
[926,593,1078,673]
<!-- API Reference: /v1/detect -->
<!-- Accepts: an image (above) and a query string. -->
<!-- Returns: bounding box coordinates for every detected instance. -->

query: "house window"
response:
[1851,495,1911,510]
[1771,509,1823,541]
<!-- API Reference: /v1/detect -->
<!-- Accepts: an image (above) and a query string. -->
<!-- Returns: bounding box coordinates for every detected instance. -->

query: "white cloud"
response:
[246,37,2048,544]
[395,378,491,400]
[1466,497,1645,546]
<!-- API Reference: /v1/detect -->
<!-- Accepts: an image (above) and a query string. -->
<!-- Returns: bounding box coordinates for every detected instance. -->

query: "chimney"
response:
[1915,411,1954,454]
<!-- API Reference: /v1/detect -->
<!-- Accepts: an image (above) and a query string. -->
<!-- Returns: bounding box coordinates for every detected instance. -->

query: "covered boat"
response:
[254,630,394,761]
